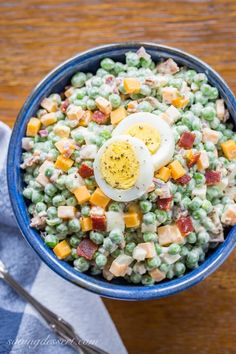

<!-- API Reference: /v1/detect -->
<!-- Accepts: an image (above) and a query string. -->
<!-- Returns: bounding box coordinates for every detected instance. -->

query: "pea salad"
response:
[21,47,236,285]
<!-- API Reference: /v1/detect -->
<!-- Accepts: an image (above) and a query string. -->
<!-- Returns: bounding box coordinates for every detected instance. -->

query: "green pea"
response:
[197,231,209,245]
[201,199,213,213]
[45,234,58,248]
[35,202,47,213]
[126,52,140,66]
[103,237,114,251]
[100,58,115,71]
[66,196,77,206]
[189,197,202,210]
[74,257,90,272]
[208,87,219,100]
[99,129,112,140]
[181,196,191,209]
[139,200,152,213]
[140,84,152,96]
[137,101,152,112]
[190,103,203,116]
[86,98,96,110]
[70,236,81,248]
[186,232,197,244]
[159,263,170,274]
[44,195,51,205]
[202,106,216,121]
[146,256,161,269]
[168,243,181,255]
[109,229,123,244]
[52,195,66,207]
[125,242,136,255]
[155,244,163,255]
[166,268,175,279]
[31,190,44,203]
[155,210,167,224]
[174,262,186,276]
[71,72,87,88]
[109,94,121,109]
[56,223,68,235]
[143,212,156,225]
[81,205,90,217]
[143,232,158,242]
[187,250,199,264]
[142,274,155,285]
[90,231,104,245]
[114,62,126,74]
[95,254,107,268]
[45,183,57,197]
[23,187,33,200]
[68,218,81,232]
[180,245,189,257]
[130,272,142,284]
[195,91,208,105]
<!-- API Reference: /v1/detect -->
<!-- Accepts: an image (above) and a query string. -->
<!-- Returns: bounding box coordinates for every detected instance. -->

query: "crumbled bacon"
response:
[92,110,108,124]
[78,163,94,178]
[178,132,195,149]
[187,152,201,167]
[205,170,221,185]
[91,215,106,231]
[61,99,69,113]
[175,174,191,185]
[176,216,194,235]
[77,239,98,260]
[156,196,173,211]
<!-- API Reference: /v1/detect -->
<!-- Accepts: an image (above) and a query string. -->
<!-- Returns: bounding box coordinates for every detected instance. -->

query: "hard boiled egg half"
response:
[93,135,154,202]
[112,112,175,171]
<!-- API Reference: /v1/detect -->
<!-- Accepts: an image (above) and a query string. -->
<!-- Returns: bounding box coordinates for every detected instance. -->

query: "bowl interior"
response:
[7,43,236,300]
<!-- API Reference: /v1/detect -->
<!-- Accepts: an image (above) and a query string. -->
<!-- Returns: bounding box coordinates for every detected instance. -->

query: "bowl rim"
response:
[7,41,236,301]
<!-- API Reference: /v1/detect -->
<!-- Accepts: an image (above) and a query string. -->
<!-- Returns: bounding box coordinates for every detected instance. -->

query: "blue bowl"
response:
[7,42,236,300]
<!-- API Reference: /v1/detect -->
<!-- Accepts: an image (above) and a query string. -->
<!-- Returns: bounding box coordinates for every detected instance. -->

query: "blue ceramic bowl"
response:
[7,42,236,300]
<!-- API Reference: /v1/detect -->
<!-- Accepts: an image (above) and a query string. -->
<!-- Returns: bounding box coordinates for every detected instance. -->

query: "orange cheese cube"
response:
[40,112,57,126]
[79,110,92,127]
[128,202,142,220]
[41,98,58,112]
[172,97,189,109]
[155,166,171,182]
[168,160,186,180]
[80,217,93,232]
[149,268,166,282]
[162,87,178,104]
[110,106,127,125]
[197,151,209,171]
[124,212,141,228]
[221,140,236,160]
[123,78,141,94]
[157,224,184,246]
[90,188,110,209]
[54,155,74,172]
[26,118,41,137]
[55,139,75,156]
[73,186,91,204]
[53,240,71,260]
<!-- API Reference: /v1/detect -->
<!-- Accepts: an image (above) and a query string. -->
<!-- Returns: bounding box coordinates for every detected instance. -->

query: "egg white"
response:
[112,112,175,171]
[93,135,154,202]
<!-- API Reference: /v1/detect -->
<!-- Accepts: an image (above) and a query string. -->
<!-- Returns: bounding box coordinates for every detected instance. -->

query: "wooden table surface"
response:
[1,1,236,353]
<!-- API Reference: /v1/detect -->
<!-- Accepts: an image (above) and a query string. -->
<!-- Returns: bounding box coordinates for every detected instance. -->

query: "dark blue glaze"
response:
[7,43,236,301]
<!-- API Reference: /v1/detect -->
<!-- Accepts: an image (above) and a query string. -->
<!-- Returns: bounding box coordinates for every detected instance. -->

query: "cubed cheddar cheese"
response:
[53,240,71,260]
[41,98,58,112]
[221,205,236,225]
[221,140,236,160]
[168,160,186,180]
[123,78,141,94]
[58,206,76,219]
[53,124,70,138]
[157,224,184,246]
[149,268,166,282]
[54,155,74,172]
[90,188,110,209]
[79,110,92,127]
[197,151,209,171]
[155,166,171,182]
[80,217,93,232]
[162,87,178,103]
[124,212,141,228]
[26,118,41,137]
[95,97,112,115]
[110,106,127,125]
[202,128,220,144]
[40,112,58,126]
[172,97,189,109]
[67,104,85,120]
[55,139,75,156]
[128,202,142,220]
[73,186,91,204]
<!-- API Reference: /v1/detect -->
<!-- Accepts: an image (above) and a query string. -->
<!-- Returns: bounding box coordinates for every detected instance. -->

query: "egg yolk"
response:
[124,123,160,154]
[100,141,139,189]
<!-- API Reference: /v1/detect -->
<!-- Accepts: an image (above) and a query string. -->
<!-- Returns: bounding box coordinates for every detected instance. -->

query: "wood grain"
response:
[1,1,236,353]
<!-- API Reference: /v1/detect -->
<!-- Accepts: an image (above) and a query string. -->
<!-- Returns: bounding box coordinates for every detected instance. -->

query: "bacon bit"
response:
[61,99,69,113]
[77,239,98,260]
[187,152,201,167]
[105,75,115,85]
[178,132,195,149]
[92,110,108,125]
[78,163,94,178]
[205,170,221,185]
[39,129,48,137]
[176,216,194,236]
[175,174,191,185]
[91,215,106,231]
[156,196,173,211]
